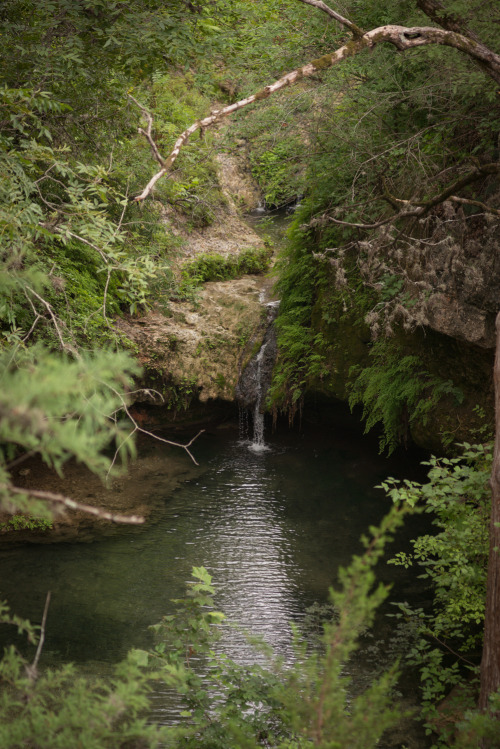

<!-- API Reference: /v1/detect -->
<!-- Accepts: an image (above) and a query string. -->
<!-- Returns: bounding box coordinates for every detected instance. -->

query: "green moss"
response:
[311,53,335,71]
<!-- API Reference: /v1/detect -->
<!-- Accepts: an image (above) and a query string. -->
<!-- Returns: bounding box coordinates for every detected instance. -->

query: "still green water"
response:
[0,411,427,674]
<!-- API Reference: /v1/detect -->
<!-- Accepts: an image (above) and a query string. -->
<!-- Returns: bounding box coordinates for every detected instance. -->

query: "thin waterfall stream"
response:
[250,342,267,450]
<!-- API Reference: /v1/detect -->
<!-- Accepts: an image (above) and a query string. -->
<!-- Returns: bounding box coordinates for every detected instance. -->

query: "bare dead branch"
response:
[103,380,204,465]
[3,484,145,524]
[295,0,365,36]
[317,162,500,229]
[135,24,500,201]
[26,591,51,682]
[448,195,500,217]
[128,94,165,166]
[415,162,500,211]
[323,211,416,229]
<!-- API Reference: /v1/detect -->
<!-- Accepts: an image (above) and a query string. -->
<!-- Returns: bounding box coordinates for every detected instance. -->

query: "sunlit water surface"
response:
[0,415,428,732]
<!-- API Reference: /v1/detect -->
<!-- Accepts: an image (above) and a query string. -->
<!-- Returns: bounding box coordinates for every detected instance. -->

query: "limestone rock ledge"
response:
[117,276,273,406]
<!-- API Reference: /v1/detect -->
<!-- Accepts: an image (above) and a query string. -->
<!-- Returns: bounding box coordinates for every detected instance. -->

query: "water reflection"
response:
[0,419,427,671]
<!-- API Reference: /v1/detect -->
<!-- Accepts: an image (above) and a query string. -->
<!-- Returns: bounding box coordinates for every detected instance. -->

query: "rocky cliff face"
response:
[409,200,500,349]
[117,152,275,411]
[117,275,271,407]
[359,195,500,350]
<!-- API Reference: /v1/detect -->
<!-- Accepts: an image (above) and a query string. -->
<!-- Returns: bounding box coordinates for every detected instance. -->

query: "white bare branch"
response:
[3,484,145,525]
[135,24,500,201]
[103,379,204,466]
[128,94,165,166]
[26,591,51,682]
[295,0,364,36]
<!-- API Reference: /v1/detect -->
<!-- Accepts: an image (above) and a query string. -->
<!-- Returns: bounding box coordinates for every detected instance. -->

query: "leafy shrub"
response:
[383,442,491,743]
[0,515,53,532]
[180,246,272,288]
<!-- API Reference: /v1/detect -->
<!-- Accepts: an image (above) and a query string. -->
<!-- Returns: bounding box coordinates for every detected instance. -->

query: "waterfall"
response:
[250,343,267,451]
[236,301,279,452]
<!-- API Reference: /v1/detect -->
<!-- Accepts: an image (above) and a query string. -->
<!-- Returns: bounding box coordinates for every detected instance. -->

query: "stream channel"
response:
[0,210,431,741]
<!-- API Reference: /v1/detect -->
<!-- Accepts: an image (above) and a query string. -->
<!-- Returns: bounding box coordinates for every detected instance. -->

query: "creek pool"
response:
[0,408,428,678]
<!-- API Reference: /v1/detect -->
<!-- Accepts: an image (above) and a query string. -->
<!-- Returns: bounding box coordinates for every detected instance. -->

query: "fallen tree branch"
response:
[135,22,500,201]
[3,484,145,524]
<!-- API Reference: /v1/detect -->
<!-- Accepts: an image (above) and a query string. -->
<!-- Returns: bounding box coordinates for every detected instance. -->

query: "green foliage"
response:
[180,246,272,290]
[382,442,491,743]
[0,504,412,749]
[141,510,410,748]
[0,515,53,532]
[140,72,226,227]
[0,604,171,749]
[251,143,303,208]
[348,343,464,454]
[0,344,140,515]
[268,214,330,417]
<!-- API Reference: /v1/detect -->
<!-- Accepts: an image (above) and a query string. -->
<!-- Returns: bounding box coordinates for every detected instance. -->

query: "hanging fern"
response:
[348,346,464,454]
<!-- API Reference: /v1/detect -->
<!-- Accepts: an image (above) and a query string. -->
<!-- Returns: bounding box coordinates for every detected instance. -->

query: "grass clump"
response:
[181,246,272,287]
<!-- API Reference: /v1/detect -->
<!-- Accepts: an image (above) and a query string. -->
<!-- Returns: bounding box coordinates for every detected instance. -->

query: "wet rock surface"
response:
[235,302,279,411]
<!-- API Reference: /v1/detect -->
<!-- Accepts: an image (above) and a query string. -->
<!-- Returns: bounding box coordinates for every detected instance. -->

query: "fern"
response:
[348,347,463,454]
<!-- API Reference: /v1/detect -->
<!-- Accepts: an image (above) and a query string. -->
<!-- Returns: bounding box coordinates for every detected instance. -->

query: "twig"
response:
[26,591,51,682]
[128,94,165,166]
[295,0,365,36]
[315,163,500,229]
[25,286,78,357]
[6,450,37,471]
[448,195,500,218]
[3,484,145,524]
[55,228,108,261]
[103,381,204,465]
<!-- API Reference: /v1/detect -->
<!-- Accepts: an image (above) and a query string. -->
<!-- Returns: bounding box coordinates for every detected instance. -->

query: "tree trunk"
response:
[479,311,500,710]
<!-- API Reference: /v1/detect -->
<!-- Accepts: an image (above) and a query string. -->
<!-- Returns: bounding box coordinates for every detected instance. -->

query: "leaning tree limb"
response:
[134,24,500,201]
[3,484,145,525]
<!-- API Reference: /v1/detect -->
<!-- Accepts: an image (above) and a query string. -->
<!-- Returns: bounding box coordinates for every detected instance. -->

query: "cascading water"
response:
[250,343,267,451]
[235,302,279,452]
